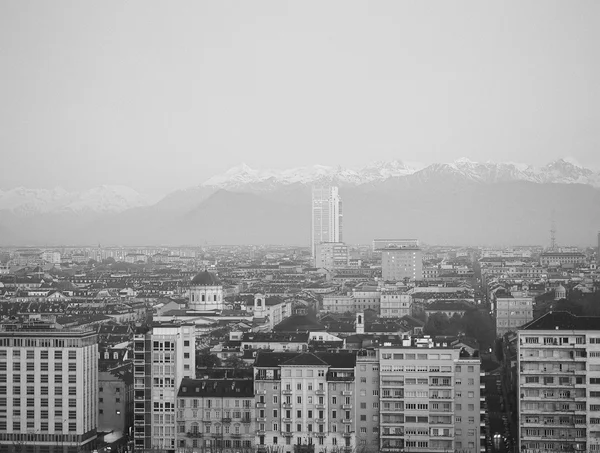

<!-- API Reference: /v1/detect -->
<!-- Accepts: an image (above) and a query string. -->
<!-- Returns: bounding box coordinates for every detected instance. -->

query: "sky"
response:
[1,0,599,198]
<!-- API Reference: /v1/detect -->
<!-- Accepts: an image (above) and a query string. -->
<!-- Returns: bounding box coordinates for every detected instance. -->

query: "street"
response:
[482,374,515,453]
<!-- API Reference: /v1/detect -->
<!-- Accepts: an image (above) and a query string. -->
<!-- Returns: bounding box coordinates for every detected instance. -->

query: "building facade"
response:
[133,323,196,452]
[253,351,357,453]
[379,339,481,453]
[189,271,224,311]
[315,242,349,269]
[379,293,412,318]
[311,186,342,259]
[495,296,533,338]
[0,322,98,452]
[176,378,255,453]
[517,312,600,453]
[381,248,423,282]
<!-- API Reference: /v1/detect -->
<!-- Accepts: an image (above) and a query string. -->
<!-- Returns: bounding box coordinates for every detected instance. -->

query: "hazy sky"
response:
[1,1,599,197]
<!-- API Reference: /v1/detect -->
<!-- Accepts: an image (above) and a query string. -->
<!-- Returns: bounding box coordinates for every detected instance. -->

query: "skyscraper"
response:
[311,186,342,258]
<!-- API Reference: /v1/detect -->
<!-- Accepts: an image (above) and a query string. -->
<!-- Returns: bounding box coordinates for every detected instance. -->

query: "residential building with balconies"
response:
[355,349,380,450]
[133,323,196,452]
[176,378,255,453]
[253,351,357,453]
[517,312,600,453]
[378,338,481,453]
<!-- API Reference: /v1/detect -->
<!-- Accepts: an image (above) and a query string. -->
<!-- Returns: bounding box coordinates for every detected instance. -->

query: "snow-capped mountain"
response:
[200,158,600,190]
[0,185,150,215]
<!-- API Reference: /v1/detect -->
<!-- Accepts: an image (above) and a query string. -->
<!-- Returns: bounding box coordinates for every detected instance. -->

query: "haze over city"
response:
[1,0,600,199]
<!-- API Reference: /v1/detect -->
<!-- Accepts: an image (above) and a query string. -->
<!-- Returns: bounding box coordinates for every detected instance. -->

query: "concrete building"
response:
[253,351,357,453]
[540,252,586,267]
[517,312,600,453]
[133,323,196,452]
[312,186,342,259]
[355,349,380,450]
[381,248,423,282]
[379,338,481,453]
[176,378,255,453]
[188,270,223,312]
[0,320,98,452]
[494,295,534,338]
[251,294,293,331]
[315,242,349,269]
[379,292,412,318]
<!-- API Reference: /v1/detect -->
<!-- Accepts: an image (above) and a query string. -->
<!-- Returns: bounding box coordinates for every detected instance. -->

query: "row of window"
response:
[0,349,78,359]
[0,420,78,431]
[0,387,77,396]
[0,362,77,371]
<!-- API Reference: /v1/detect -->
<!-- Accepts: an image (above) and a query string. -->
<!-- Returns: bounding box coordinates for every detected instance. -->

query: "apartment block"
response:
[176,378,255,453]
[517,312,600,453]
[133,323,196,452]
[380,292,412,318]
[379,338,481,453]
[0,321,98,452]
[381,248,423,282]
[315,242,349,269]
[495,295,533,338]
[253,351,357,453]
[355,349,380,450]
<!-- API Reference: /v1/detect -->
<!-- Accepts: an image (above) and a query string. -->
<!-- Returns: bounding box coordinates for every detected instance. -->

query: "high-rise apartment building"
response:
[379,338,481,453]
[355,349,380,450]
[381,247,423,282]
[311,187,342,259]
[0,321,98,452]
[517,312,600,453]
[133,323,196,452]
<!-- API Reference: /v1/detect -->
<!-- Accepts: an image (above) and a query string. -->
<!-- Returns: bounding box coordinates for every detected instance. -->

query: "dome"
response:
[191,270,221,286]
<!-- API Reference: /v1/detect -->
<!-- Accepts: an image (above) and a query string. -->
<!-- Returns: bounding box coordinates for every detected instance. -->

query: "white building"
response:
[380,292,413,318]
[133,323,196,452]
[0,321,98,451]
[315,242,349,269]
[311,186,342,259]
[188,270,223,311]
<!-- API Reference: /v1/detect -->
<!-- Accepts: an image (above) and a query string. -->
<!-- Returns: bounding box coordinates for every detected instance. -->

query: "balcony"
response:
[283,403,293,409]
[342,390,352,396]
[315,389,325,395]
[257,417,266,422]
[283,389,293,395]
[342,404,352,410]
[342,432,353,438]
[256,402,266,408]
[315,404,325,409]
[186,432,203,438]
[256,430,266,436]
[255,373,281,381]
[283,432,294,437]
[242,418,252,424]
[342,419,352,424]
[283,417,292,423]
[221,418,232,424]
[256,390,267,395]
[315,418,325,423]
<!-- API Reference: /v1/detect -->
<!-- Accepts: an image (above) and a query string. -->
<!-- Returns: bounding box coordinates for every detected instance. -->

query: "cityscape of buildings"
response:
[0,185,598,453]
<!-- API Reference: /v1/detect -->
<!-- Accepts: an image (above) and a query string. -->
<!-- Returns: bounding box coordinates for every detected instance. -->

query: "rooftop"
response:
[521,311,600,331]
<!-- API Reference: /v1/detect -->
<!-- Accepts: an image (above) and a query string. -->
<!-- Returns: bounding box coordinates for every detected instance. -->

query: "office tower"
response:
[517,312,600,453]
[133,323,196,452]
[381,247,423,281]
[0,320,98,452]
[379,339,481,453]
[314,242,349,269]
[253,351,357,453]
[176,378,255,452]
[311,186,342,258]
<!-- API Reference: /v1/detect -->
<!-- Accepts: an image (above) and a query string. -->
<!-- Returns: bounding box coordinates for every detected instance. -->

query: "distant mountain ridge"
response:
[1,158,599,246]
[200,158,600,190]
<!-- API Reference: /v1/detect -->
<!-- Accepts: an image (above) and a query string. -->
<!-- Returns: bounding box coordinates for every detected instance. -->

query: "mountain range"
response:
[1,158,599,247]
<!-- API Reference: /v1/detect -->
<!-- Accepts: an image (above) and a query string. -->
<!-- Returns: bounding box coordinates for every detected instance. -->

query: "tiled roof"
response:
[282,352,328,366]
[521,311,600,331]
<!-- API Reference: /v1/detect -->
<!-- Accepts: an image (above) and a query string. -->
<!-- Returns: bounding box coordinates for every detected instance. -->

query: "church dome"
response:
[191,270,221,286]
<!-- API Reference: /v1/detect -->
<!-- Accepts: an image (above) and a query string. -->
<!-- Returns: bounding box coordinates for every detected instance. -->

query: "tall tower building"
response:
[597,230,600,265]
[311,186,342,258]
[133,323,196,452]
[0,320,99,452]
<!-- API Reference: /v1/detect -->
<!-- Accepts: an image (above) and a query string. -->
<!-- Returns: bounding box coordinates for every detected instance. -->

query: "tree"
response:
[196,350,221,369]
[423,313,451,336]
[222,355,248,369]
[463,309,495,351]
